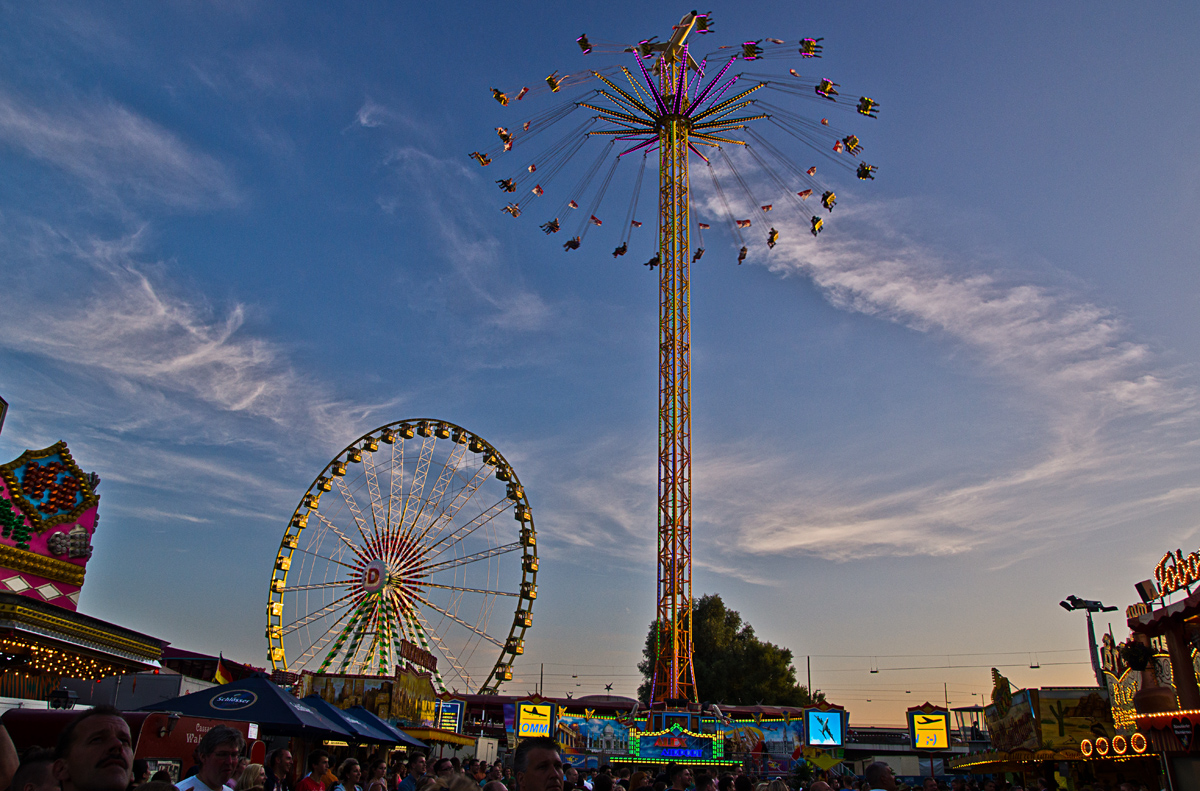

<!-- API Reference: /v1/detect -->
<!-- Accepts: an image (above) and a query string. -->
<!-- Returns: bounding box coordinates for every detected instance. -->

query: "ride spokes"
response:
[267,420,539,694]
[474,12,879,264]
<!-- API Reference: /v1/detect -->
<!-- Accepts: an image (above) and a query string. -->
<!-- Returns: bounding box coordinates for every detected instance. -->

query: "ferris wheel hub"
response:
[361,558,388,594]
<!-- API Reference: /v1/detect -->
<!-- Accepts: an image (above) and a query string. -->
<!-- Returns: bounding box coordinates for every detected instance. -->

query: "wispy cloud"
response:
[384,147,554,334]
[0,223,397,452]
[355,100,387,128]
[680,198,1200,561]
[0,88,238,210]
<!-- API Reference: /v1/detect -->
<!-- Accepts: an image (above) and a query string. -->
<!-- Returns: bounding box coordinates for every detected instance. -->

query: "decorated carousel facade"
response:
[0,416,163,704]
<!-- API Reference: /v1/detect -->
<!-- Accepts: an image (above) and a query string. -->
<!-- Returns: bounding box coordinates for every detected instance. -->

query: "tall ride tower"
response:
[472,8,878,705]
[653,18,698,704]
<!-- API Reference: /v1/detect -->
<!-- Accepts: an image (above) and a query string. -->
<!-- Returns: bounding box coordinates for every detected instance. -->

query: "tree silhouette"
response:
[637,594,825,706]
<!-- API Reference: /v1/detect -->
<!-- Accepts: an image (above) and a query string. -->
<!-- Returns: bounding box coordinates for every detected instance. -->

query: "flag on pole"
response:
[214,654,232,685]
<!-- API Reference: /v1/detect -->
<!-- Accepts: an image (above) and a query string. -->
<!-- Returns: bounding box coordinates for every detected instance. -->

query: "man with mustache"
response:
[176,726,246,791]
[52,706,133,791]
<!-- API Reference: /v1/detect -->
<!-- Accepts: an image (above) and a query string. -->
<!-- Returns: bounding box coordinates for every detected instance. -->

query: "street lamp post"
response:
[1060,595,1118,687]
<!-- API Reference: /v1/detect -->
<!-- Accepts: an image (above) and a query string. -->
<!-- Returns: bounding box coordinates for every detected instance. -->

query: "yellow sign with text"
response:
[911,712,950,749]
[519,703,553,737]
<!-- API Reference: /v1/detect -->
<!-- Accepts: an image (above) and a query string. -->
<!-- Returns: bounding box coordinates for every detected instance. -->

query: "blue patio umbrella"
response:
[301,695,400,744]
[141,675,351,738]
[346,705,427,750]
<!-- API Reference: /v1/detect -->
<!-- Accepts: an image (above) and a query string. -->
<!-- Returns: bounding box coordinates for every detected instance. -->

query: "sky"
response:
[2,0,1200,726]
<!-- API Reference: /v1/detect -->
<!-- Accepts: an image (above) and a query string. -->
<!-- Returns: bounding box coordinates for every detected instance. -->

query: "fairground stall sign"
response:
[1153,547,1200,598]
[623,721,730,766]
[400,639,437,673]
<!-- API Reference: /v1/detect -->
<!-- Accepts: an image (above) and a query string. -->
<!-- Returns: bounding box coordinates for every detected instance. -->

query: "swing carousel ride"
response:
[471,11,879,705]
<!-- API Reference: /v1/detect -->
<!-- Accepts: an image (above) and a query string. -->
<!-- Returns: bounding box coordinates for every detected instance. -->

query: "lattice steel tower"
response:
[653,15,698,705]
[473,7,877,705]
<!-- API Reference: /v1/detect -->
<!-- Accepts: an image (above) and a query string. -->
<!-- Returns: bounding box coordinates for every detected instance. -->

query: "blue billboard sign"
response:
[806,709,846,747]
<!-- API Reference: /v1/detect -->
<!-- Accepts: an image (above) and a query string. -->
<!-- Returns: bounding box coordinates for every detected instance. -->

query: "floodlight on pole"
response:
[1060,595,1117,686]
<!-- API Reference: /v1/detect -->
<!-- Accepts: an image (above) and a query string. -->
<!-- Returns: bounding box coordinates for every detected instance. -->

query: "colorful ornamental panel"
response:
[0,442,99,612]
[630,722,725,764]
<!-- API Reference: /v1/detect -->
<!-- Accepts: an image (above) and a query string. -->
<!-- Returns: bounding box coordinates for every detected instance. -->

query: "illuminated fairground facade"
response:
[950,544,1200,788]
[395,693,855,773]
[0,434,163,702]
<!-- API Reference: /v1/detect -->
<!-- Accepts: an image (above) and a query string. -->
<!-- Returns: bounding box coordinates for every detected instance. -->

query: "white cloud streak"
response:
[0,88,238,210]
[384,147,553,334]
[0,225,396,452]
[683,196,1200,561]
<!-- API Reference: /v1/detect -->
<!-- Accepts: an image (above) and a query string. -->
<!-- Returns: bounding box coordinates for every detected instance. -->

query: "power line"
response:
[808,649,1086,659]
[817,661,1089,673]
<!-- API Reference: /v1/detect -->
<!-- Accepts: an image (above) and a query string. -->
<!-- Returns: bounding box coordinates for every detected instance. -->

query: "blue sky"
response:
[2,1,1200,725]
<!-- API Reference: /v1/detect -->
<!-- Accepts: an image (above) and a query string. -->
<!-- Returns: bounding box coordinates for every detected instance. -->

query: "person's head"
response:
[595,775,615,791]
[195,725,246,789]
[667,767,689,791]
[407,754,426,778]
[131,759,151,785]
[239,765,267,791]
[486,783,510,791]
[863,764,896,791]
[53,705,133,791]
[338,759,361,787]
[924,781,939,791]
[433,759,454,778]
[269,750,295,778]
[486,765,502,782]
[733,777,753,791]
[149,772,172,784]
[808,783,832,791]
[717,775,734,791]
[981,783,995,791]
[629,773,649,791]
[14,748,57,791]
[308,751,331,777]
[766,781,786,791]
[450,759,461,773]
[694,775,714,791]
[564,767,579,785]
[513,737,563,791]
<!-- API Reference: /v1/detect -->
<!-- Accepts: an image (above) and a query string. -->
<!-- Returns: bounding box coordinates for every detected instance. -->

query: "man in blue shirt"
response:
[396,755,426,791]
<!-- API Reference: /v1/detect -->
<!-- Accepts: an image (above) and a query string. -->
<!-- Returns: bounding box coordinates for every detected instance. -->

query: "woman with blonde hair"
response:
[333,760,363,791]
[237,765,267,791]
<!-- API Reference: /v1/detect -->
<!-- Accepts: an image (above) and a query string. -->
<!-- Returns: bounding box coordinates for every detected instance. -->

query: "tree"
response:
[637,593,826,706]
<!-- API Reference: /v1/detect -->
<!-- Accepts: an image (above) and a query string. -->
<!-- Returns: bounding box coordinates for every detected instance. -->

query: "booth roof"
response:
[302,695,398,744]
[346,705,427,750]
[141,674,351,738]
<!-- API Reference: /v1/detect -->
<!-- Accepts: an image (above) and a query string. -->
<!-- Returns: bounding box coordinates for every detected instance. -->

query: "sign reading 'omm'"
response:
[518,703,554,737]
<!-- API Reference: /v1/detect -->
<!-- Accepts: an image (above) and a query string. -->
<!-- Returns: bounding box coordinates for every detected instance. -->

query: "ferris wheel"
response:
[266,419,537,694]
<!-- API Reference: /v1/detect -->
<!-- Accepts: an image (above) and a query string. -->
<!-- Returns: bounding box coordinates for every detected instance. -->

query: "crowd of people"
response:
[2,708,1156,791]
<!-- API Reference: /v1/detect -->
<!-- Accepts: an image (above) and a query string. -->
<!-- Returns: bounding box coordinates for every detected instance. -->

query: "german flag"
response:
[214,655,232,685]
